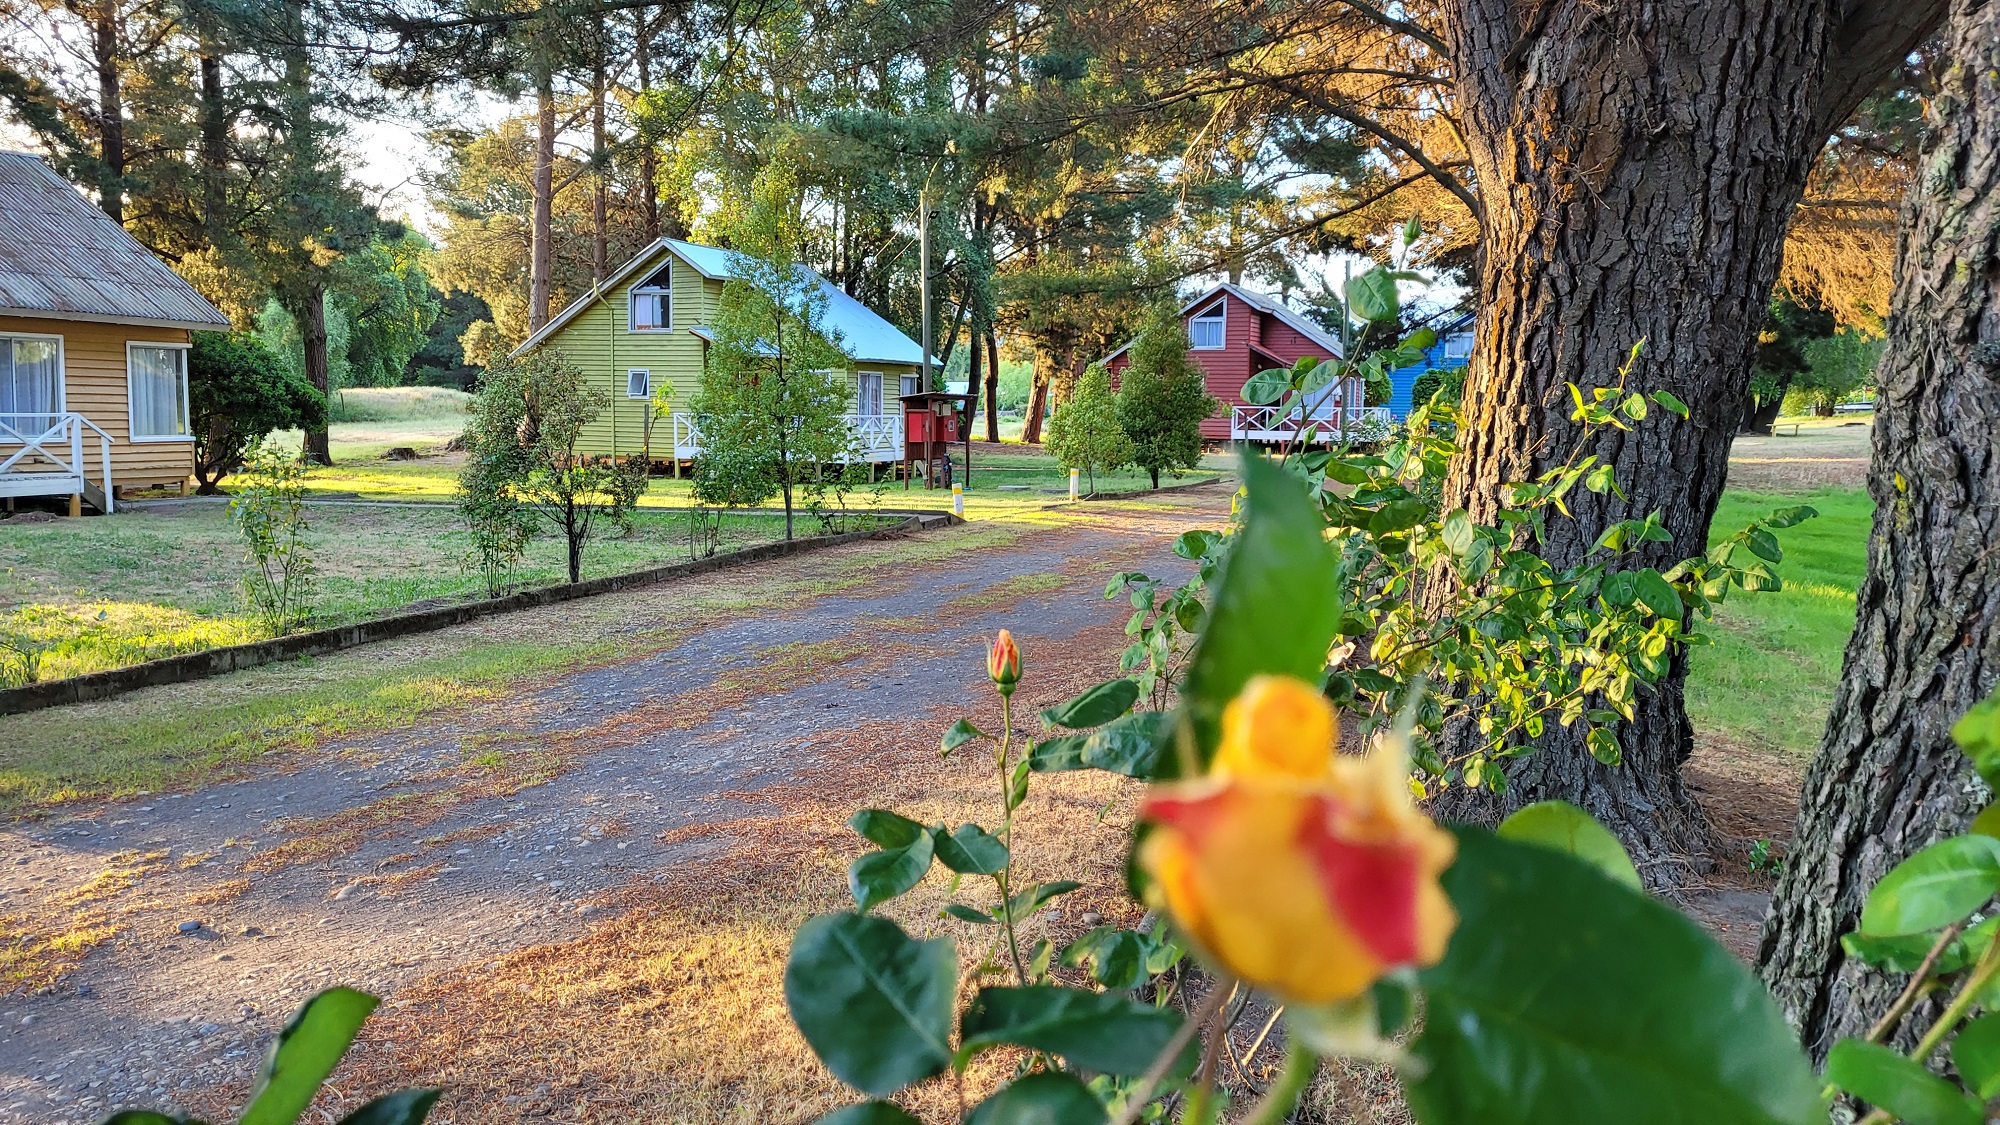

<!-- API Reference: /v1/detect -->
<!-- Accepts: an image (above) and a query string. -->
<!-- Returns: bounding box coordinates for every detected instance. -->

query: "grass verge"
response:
[1686,487,1871,755]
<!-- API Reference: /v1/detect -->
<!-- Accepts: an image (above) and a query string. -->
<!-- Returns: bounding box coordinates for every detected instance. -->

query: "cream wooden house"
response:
[0,150,231,512]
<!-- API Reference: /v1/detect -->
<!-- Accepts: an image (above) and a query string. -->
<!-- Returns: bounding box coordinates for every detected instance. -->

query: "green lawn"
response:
[0,502,805,684]
[295,443,1230,519]
[1686,487,1872,755]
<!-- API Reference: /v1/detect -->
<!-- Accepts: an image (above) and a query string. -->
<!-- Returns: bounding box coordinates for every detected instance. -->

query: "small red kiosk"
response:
[900,392,974,489]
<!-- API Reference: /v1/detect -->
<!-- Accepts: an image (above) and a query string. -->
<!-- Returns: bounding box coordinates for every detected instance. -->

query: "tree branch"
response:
[1817,1,1948,137]
[1270,79,1481,217]
[1335,0,1450,58]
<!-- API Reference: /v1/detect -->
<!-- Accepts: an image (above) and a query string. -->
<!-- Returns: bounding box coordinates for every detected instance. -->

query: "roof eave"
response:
[0,305,229,333]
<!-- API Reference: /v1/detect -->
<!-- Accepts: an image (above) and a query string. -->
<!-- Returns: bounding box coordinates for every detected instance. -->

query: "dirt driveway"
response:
[0,488,1229,1124]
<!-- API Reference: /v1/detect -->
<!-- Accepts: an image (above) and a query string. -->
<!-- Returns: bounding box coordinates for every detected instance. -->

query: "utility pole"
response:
[919,188,933,391]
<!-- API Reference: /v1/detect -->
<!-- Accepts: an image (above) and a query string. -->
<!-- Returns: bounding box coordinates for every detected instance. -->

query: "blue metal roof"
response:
[663,238,933,367]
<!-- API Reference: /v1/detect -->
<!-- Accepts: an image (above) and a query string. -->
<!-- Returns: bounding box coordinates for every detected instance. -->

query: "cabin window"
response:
[857,372,883,416]
[0,335,62,435]
[627,369,651,399]
[629,263,672,332]
[127,343,190,440]
[1188,302,1225,350]
[900,375,920,398]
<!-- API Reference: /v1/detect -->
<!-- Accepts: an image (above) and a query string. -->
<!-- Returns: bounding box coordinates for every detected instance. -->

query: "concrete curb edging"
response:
[0,513,960,717]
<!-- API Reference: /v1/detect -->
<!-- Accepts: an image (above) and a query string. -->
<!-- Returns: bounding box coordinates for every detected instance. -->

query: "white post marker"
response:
[1069,468,1080,501]
[952,483,964,517]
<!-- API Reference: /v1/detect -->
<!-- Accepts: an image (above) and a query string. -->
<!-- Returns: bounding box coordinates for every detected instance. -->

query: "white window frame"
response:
[1188,301,1226,350]
[856,371,883,417]
[0,333,67,436]
[628,262,673,333]
[125,340,192,443]
[627,368,651,399]
[900,375,920,399]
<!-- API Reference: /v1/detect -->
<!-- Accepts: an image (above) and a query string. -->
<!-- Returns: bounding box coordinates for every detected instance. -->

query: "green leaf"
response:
[1764,504,1817,529]
[98,1114,193,1125]
[931,824,1008,876]
[850,809,926,849]
[966,1073,1108,1125]
[1063,928,1150,991]
[1972,803,2000,839]
[1633,570,1683,620]
[1824,1039,1982,1125]
[1369,498,1429,536]
[1346,267,1400,324]
[1028,711,1175,779]
[1496,801,1641,890]
[1585,727,1622,766]
[1651,389,1691,418]
[1007,758,1030,810]
[1005,880,1083,921]
[944,903,997,925]
[1953,688,2000,790]
[1621,393,1648,421]
[1583,464,1617,494]
[1040,679,1140,730]
[814,1104,924,1125]
[1860,836,2000,937]
[849,832,935,911]
[1840,930,1974,975]
[333,1089,441,1125]
[1745,528,1783,564]
[241,988,381,1125]
[784,913,956,1097]
[1440,509,1474,556]
[941,719,986,756]
[1180,455,1342,765]
[1951,1013,2000,1099]
[960,986,1182,1076]
[1408,829,1819,1125]
[1241,367,1293,406]
[1600,570,1638,606]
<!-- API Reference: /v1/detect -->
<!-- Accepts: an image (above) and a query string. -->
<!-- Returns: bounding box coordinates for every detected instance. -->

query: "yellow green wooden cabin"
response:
[510,238,933,467]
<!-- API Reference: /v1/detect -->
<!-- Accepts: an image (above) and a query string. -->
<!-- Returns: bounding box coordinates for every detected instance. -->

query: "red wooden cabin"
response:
[1102,283,1364,443]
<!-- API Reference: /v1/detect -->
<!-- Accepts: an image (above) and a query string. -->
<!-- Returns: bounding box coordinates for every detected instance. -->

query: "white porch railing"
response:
[1230,380,1390,445]
[0,412,115,513]
[669,413,906,464]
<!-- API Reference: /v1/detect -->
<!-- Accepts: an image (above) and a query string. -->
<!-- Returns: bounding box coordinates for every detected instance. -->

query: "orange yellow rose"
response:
[1138,675,1458,1003]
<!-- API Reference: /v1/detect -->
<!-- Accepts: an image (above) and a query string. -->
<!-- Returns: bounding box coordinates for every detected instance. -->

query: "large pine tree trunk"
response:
[530,69,556,332]
[1432,0,1941,875]
[91,1,124,223]
[1758,0,2000,1058]
[297,289,333,465]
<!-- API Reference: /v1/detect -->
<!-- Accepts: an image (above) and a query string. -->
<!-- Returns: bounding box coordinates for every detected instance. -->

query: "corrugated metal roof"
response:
[517,237,937,367]
[0,150,230,330]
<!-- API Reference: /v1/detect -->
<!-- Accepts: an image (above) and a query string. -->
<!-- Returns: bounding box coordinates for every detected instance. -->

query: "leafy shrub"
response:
[189,332,325,495]
[1410,364,1467,410]
[229,442,316,635]
[1047,364,1133,494]
[456,348,646,586]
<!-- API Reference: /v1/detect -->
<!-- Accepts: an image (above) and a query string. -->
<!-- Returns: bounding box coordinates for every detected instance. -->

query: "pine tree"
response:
[1116,308,1216,488]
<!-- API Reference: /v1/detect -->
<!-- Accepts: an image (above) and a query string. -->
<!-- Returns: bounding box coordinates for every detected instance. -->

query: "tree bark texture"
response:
[1433,0,1942,873]
[1759,0,2000,1060]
